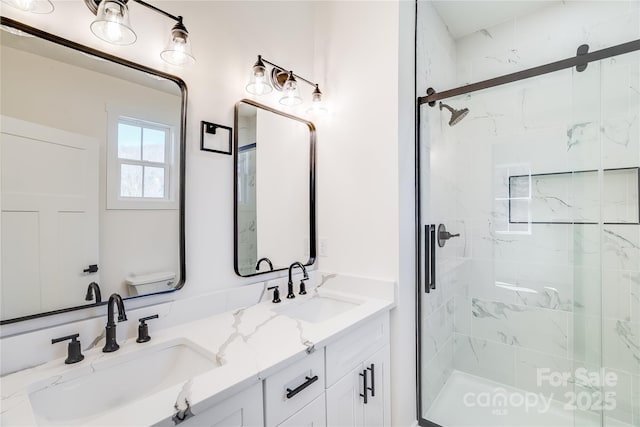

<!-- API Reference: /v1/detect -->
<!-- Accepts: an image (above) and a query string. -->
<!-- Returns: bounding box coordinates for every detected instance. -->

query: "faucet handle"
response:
[51,333,84,364]
[136,314,159,343]
[267,286,281,303]
[298,281,307,295]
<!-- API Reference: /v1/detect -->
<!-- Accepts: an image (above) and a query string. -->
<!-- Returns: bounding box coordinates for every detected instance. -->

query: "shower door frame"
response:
[414,35,640,427]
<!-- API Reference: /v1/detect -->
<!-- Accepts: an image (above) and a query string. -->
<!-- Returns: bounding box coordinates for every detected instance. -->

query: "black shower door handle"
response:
[425,224,436,293]
[424,224,430,294]
[430,224,436,290]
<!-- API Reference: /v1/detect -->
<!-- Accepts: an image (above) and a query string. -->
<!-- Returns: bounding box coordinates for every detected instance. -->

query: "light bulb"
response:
[161,19,195,66]
[306,84,327,115]
[90,0,136,46]
[246,55,273,95]
[1,0,53,13]
[279,71,302,106]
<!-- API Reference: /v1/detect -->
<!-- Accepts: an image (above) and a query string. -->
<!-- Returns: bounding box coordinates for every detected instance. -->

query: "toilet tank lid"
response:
[125,271,176,286]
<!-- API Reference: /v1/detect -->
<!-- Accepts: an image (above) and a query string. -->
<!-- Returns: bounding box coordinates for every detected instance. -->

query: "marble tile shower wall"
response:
[442,1,640,425]
[237,149,257,273]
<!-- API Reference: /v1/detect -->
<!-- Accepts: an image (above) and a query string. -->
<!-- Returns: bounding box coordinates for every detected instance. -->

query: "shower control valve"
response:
[437,224,460,247]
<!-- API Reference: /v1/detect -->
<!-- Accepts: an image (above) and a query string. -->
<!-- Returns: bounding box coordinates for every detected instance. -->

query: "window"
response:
[107,112,178,210]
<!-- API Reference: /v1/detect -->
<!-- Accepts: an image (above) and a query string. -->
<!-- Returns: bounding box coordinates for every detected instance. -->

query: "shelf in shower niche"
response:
[507,167,639,225]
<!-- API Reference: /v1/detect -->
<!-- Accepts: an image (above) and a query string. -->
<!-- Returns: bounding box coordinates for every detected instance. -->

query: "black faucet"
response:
[256,257,274,272]
[85,282,102,304]
[103,293,127,353]
[287,262,308,299]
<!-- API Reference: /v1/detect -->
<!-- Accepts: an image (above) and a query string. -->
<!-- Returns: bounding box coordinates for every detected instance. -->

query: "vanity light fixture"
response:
[246,55,327,113]
[84,0,195,65]
[246,55,273,95]
[1,0,53,13]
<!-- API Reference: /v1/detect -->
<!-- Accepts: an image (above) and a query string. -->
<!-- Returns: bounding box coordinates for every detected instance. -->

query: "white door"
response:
[326,365,364,427]
[1,116,99,319]
[362,346,390,427]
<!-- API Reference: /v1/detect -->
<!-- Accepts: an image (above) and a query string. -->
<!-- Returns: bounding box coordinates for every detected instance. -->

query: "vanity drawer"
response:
[325,312,389,387]
[264,350,325,426]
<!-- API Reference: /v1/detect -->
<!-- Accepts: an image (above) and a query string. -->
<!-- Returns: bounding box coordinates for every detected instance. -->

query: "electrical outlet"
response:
[319,238,328,257]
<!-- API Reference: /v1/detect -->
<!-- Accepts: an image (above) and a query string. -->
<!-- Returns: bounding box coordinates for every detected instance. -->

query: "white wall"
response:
[312,2,416,425]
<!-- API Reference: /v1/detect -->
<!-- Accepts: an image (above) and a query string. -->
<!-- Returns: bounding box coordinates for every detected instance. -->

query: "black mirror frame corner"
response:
[0,17,187,325]
[233,99,317,278]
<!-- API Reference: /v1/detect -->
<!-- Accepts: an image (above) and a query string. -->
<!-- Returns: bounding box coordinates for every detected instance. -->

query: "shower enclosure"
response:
[415,2,640,426]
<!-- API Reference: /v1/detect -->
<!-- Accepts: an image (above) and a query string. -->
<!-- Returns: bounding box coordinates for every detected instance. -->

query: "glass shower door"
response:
[417,49,639,427]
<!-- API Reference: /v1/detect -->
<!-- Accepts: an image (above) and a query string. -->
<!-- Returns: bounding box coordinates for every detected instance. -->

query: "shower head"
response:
[439,102,469,126]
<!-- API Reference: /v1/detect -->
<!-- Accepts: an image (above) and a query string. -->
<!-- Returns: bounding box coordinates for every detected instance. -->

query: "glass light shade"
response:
[306,84,327,115]
[90,0,137,46]
[245,56,272,95]
[1,0,53,13]
[279,71,302,106]
[160,27,195,66]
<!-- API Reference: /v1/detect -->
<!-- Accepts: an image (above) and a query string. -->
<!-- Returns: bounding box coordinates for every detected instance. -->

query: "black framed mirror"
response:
[0,17,186,324]
[234,99,316,277]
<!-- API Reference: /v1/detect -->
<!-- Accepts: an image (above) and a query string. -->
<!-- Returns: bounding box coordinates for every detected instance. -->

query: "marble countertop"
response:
[0,273,395,426]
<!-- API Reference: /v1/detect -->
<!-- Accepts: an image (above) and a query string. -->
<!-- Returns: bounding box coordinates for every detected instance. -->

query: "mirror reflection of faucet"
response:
[85,282,102,304]
[437,224,460,248]
[256,257,274,272]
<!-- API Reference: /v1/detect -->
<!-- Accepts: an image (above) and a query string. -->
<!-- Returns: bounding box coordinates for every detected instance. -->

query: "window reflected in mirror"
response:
[0,18,185,324]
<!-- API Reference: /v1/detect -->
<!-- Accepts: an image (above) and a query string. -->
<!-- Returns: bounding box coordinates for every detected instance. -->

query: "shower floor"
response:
[425,371,632,427]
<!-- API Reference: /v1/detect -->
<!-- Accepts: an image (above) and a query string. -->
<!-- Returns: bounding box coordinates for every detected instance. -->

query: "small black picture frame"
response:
[200,121,233,155]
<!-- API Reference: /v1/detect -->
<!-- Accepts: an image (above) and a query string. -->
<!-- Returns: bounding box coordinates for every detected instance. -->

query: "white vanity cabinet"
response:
[178,313,390,427]
[265,312,390,427]
[277,393,326,427]
[265,350,325,427]
[325,313,390,427]
[177,382,263,427]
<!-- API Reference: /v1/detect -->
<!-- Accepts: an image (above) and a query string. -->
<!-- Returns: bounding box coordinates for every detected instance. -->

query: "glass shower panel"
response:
[569,56,604,427]
[419,53,639,425]
[598,50,640,427]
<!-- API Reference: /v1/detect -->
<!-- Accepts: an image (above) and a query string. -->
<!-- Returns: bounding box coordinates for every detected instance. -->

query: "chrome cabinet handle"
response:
[286,375,318,399]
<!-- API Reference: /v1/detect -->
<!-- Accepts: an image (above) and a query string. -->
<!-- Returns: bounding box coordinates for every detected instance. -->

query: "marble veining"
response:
[85,330,105,351]
[514,286,572,312]
[602,116,638,148]
[484,49,520,65]
[0,273,395,426]
[604,228,640,269]
[479,29,493,39]
[315,273,338,291]
[472,298,568,357]
[615,320,640,366]
[567,122,595,151]
[472,299,525,320]
[173,379,192,413]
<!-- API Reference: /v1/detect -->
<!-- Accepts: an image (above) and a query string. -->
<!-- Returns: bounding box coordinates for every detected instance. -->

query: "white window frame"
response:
[106,105,179,210]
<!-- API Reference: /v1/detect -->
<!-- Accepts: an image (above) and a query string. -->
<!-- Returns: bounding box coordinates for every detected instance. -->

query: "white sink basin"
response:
[28,338,218,425]
[276,295,360,323]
